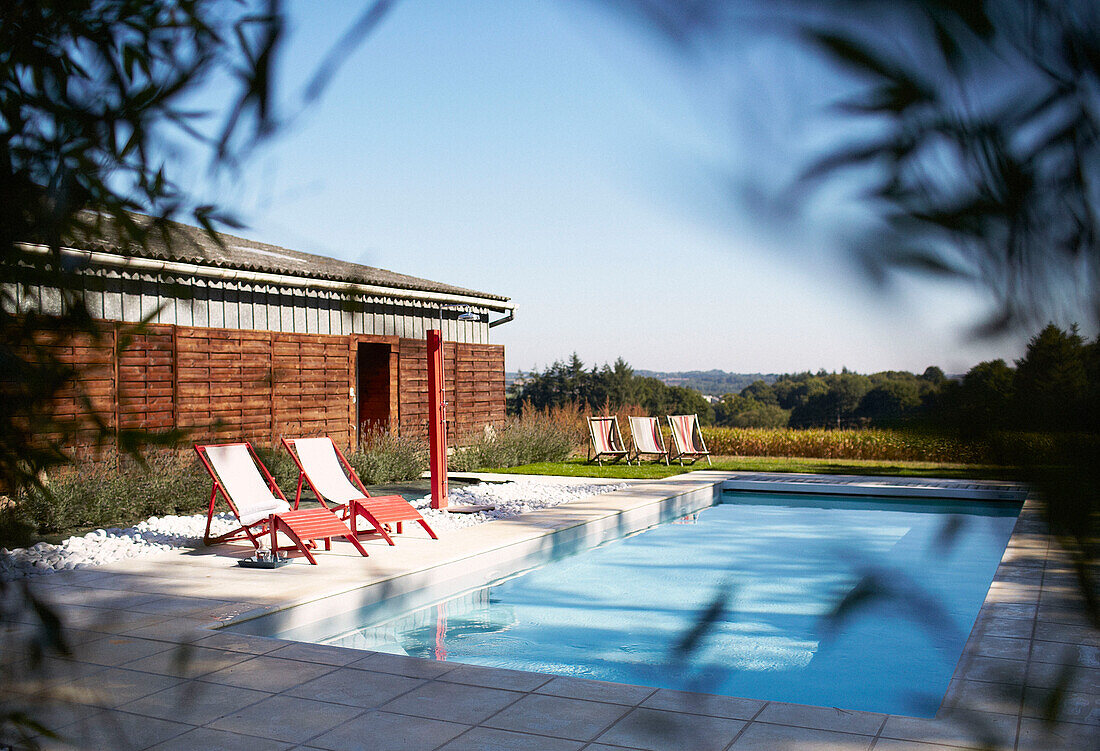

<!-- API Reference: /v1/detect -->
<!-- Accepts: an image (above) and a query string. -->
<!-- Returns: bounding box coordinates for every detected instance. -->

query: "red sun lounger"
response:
[195,442,369,564]
[627,415,669,465]
[667,414,712,466]
[586,416,629,465]
[282,436,437,545]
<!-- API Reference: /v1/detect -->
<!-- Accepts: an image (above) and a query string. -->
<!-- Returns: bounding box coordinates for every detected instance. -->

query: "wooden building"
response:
[11,218,513,451]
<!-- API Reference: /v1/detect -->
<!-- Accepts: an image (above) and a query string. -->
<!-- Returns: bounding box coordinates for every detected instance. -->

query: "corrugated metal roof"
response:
[67,214,510,303]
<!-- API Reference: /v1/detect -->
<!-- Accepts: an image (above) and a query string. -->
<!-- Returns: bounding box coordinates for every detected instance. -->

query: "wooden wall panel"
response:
[396,338,505,442]
[16,321,504,457]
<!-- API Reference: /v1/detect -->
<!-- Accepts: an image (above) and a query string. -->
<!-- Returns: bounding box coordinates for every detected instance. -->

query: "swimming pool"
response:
[248,490,1021,717]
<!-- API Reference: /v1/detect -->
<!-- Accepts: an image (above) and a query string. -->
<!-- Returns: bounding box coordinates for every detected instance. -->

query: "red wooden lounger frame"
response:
[194,441,370,564]
[281,437,438,546]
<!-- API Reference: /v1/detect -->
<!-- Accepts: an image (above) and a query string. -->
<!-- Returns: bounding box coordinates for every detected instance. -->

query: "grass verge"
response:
[483,456,1014,481]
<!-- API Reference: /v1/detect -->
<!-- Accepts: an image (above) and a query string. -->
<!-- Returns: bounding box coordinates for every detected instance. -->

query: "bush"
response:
[347,429,428,484]
[7,452,211,542]
[452,411,579,470]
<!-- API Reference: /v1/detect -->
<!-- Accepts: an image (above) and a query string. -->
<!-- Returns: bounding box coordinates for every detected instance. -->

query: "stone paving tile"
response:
[967,615,1034,640]
[54,709,192,750]
[438,726,585,751]
[755,703,886,735]
[969,634,1031,661]
[956,655,1028,685]
[266,642,368,666]
[1035,601,1092,627]
[120,679,272,725]
[1021,686,1100,726]
[482,693,631,742]
[871,739,982,751]
[986,581,1041,603]
[940,678,1023,716]
[1030,639,1100,668]
[147,726,294,751]
[534,676,656,705]
[1016,717,1100,751]
[437,663,555,692]
[879,709,1018,750]
[977,602,1037,621]
[7,655,107,694]
[199,654,336,692]
[83,613,176,636]
[284,667,423,708]
[379,680,523,725]
[350,650,456,679]
[992,567,1043,584]
[122,616,212,642]
[728,721,872,750]
[208,694,364,744]
[1025,661,1100,693]
[305,709,469,751]
[48,604,132,631]
[122,643,252,678]
[71,634,175,667]
[640,689,764,720]
[596,707,745,751]
[1034,620,1100,647]
[62,666,184,708]
[192,630,291,655]
[0,695,103,738]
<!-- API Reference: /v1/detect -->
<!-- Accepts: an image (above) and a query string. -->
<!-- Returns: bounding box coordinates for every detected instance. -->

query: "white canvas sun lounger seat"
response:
[195,441,369,564]
[282,436,437,545]
[586,416,629,465]
[667,414,712,466]
[627,415,669,464]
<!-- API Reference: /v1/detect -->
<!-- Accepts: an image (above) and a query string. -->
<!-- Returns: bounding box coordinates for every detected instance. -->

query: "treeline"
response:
[512,325,1100,434]
[509,355,712,419]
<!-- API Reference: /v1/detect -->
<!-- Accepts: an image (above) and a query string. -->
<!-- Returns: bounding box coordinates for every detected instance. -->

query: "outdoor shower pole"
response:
[427,327,448,509]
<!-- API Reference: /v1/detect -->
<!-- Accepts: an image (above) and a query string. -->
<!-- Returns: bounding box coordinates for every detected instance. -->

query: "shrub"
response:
[452,411,579,470]
[347,429,428,484]
[8,452,211,541]
[252,444,303,494]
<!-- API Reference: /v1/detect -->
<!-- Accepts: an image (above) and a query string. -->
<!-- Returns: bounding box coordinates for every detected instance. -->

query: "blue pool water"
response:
[323,492,1020,716]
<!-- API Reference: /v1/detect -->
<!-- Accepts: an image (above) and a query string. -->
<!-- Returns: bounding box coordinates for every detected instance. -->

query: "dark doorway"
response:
[357,342,391,445]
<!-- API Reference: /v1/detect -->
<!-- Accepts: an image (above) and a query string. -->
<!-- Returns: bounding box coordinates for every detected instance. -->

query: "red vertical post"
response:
[427,329,448,508]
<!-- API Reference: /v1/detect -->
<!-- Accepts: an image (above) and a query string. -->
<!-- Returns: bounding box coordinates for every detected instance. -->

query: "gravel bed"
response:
[0,479,626,581]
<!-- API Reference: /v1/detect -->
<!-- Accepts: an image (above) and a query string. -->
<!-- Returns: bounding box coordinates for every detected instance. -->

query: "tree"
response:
[2,0,283,490]
[857,380,922,424]
[920,366,946,385]
[1013,324,1089,431]
[2,1,291,744]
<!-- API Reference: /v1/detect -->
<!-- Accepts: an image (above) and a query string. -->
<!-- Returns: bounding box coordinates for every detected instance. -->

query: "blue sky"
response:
[180,0,1033,374]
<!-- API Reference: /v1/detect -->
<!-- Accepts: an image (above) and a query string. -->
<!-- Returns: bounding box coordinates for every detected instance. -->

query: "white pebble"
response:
[0,481,626,581]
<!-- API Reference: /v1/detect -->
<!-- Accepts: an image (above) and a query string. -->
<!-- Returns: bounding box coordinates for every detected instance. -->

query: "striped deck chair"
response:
[586,416,629,465]
[666,414,712,466]
[195,442,369,564]
[627,416,669,465]
[282,436,437,545]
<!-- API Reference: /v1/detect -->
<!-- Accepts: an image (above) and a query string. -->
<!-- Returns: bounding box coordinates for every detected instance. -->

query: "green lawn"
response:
[484,456,1013,481]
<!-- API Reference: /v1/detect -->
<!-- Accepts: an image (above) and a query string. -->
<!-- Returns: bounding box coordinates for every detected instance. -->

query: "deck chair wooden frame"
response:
[194,442,369,564]
[627,416,669,465]
[586,416,629,465]
[666,414,712,466]
[281,436,437,545]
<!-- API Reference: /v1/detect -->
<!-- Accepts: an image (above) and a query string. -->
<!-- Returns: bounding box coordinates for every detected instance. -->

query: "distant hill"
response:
[635,370,779,396]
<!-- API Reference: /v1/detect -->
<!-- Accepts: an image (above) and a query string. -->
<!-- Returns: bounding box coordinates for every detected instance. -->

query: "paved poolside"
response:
[1,472,1095,750]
